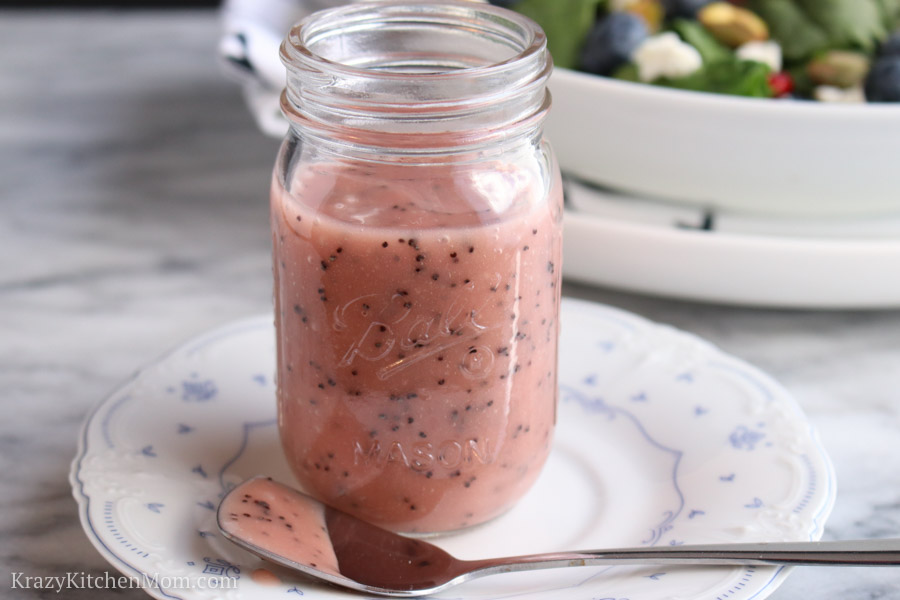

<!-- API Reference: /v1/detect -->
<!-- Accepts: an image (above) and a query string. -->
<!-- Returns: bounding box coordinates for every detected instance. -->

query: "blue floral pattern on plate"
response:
[70,298,836,600]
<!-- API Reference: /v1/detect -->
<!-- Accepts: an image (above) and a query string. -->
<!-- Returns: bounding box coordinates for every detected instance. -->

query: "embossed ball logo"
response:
[332,282,503,381]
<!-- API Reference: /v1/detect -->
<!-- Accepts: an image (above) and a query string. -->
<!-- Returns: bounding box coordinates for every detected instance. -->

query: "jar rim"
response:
[280,0,547,84]
[279,0,552,151]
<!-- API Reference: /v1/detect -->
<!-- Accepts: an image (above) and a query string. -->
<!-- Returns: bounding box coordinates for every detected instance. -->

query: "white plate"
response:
[71,299,835,600]
[547,67,900,217]
[563,179,900,309]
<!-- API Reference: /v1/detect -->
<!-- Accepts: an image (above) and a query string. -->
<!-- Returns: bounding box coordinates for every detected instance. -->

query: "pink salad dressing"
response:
[249,569,281,586]
[272,161,563,533]
[219,478,341,576]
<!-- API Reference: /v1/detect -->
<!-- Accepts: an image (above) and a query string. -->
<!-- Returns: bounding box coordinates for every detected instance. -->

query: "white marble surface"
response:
[2,9,900,600]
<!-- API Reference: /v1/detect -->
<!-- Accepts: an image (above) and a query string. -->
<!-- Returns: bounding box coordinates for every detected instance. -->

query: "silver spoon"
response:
[217,477,900,597]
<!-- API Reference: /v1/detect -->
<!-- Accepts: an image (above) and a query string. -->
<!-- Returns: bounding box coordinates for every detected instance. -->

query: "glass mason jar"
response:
[272,0,562,535]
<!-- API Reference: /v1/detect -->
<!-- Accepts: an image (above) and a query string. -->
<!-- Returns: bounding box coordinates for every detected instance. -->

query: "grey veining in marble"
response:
[1,9,900,600]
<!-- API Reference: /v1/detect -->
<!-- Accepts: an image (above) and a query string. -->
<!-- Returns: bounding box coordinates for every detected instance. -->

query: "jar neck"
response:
[279,1,552,153]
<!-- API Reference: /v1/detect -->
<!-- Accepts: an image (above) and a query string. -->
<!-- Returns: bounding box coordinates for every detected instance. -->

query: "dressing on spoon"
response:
[218,477,341,577]
[218,477,464,594]
[218,477,900,597]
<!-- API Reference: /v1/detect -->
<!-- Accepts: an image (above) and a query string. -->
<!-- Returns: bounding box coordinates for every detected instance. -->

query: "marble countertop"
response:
[2,9,900,599]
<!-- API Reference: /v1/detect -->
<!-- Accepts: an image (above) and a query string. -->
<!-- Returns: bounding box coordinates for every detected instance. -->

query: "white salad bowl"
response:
[546,67,900,217]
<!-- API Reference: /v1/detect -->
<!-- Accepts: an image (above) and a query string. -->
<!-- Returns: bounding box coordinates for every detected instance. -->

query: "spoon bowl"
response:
[218,477,900,597]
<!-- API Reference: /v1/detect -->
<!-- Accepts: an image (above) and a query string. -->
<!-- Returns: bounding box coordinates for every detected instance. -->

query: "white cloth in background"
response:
[219,0,344,137]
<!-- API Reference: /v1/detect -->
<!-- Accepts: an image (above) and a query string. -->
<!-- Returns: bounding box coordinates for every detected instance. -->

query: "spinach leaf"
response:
[749,0,829,62]
[657,59,774,97]
[671,18,732,64]
[786,62,815,96]
[796,0,887,53]
[752,0,895,62]
[614,57,773,98]
[873,0,900,32]
[612,62,641,82]
[513,0,605,69]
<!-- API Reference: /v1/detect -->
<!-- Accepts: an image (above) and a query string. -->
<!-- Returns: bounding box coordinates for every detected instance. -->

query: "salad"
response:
[491,0,900,102]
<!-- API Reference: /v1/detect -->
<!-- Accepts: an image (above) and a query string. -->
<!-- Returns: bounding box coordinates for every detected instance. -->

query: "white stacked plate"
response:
[549,68,900,309]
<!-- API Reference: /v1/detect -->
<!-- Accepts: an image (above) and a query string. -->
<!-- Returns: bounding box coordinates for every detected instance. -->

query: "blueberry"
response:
[663,0,714,19]
[879,32,900,57]
[580,13,648,76]
[866,57,900,102]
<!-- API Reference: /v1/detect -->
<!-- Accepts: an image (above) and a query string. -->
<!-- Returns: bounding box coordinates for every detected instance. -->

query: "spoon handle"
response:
[477,538,900,574]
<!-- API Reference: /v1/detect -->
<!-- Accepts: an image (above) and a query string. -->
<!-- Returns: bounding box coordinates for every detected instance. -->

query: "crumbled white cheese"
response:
[633,32,703,82]
[736,40,783,72]
[813,85,866,103]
